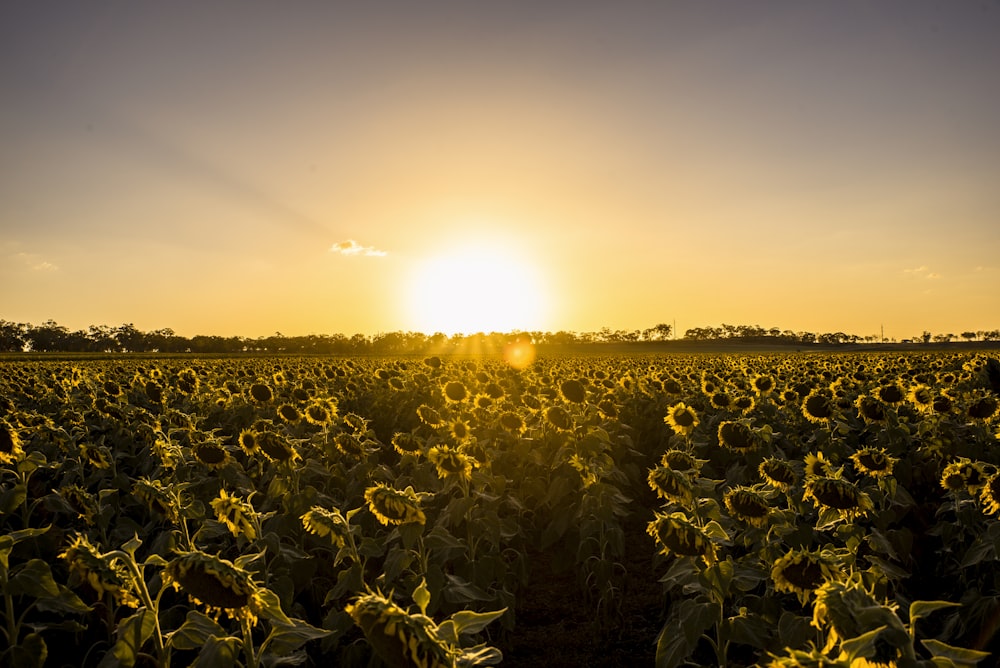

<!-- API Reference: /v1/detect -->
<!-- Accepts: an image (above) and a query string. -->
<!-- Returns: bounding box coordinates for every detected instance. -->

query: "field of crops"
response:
[2,350,999,667]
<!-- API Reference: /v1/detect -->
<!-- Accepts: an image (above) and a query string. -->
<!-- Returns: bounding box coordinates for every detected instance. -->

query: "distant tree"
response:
[0,321,28,352]
[921,331,932,344]
[961,331,977,342]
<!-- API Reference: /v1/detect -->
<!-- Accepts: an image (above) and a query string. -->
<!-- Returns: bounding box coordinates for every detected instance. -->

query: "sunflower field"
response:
[1,350,999,667]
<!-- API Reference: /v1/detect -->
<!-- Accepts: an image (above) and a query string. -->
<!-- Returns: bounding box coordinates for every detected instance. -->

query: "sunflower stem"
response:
[241,614,259,668]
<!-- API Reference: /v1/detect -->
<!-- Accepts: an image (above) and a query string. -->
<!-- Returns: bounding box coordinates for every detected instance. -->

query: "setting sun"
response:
[406,241,549,335]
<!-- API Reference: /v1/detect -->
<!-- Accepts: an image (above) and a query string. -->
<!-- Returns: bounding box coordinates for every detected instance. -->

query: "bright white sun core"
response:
[406,241,549,335]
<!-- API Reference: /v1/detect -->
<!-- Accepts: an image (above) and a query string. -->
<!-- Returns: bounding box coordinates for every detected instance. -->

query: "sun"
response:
[406,240,549,335]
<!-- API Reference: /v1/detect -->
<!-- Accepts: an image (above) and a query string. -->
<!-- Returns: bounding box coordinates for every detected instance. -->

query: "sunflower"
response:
[731,394,756,414]
[443,381,468,403]
[79,442,111,469]
[256,431,299,463]
[416,404,444,427]
[559,379,587,404]
[346,591,456,668]
[392,432,424,456]
[448,419,471,441]
[854,396,886,423]
[301,506,350,549]
[770,548,840,604]
[804,476,873,521]
[647,466,694,504]
[967,394,1000,422]
[664,402,699,437]
[804,452,833,479]
[61,534,140,607]
[723,486,771,528]
[753,376,776,395]
[498,411,526,434]
[277,403,301,423]
[248,383,273,403]
[980,474,1000,515]
[304,401,333,426]
[192,438,231,470]
[211,488,258,540]
[940,458,987,494]
[544,405,573,431]
[597,397,618,419]
[802,390,835,424]
[759,457,797,492]
[661,449,702,473]
[59,484,99,525]
[907,384,934,413]
[850,448,896,478]
[163,550,263,624]
[134,477,179,521]
[710,391,732,410]
[237,429,258,455]
[876,382,906,405]
[427,445,476,481]
[932,393,953,414]
[717,420,759,453]
[647,511,719,564]
[364,483,426,526]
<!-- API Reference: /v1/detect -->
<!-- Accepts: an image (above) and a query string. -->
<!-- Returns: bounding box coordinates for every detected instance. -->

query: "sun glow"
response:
[407,241,549,335]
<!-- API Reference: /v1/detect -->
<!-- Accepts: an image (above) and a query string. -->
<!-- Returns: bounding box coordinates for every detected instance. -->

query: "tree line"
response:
[0,319,996,354]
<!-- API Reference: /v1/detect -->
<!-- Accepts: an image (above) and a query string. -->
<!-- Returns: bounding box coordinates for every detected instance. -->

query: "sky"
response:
[2,1,999,340]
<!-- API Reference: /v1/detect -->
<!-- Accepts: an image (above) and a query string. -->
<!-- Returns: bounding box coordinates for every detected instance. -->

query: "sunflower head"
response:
[850,448,896,478]
[559,379,587,404]
[427,444,477,482]
[163,550,262,624]
[723,486,771,528]
[60,535,139,607]
[301,506,350,549]
[416,404,443,427]
[647,466,694,504]
[248,383,273,403]
[364,483,426,526]
[498,411,526,434]
[717,420,759,453]
[392,432,424,456]
[192,438,231,470]
[855,396,886,423]
[346,591,456,668]
[255,430,299,464]
[544,405,573,431]
[804,476,873,521]
[770,548,841,605]
[211,488,258,540]
[646,512,720,565]
[804,452,833,479]
[443,381,468,403]
[664,402,699,437]
[759,457,798,492]
[660,449,702,473]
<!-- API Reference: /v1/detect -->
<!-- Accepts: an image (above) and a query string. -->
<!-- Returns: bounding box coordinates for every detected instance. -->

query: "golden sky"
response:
[2,2,998,340]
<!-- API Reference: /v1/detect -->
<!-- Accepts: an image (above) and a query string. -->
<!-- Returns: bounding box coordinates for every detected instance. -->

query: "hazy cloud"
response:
[903,266,940,279]
[330,239,387,257]
[15,252,58,272]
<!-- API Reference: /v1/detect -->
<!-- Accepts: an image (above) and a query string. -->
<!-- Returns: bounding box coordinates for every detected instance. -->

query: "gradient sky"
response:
[2,1,999,340]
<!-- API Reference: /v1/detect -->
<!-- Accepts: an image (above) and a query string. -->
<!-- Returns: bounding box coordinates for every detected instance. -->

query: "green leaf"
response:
[10,559,61,598]
[413,578,431,616]
[261,618,331,656]
[920,639,992,666]
[702,519,728,541]
[727,611,773,649]
[32,585,92,615]
[167,610,227,651]
[121,534,142,556]
[0,483,27,515]
[7,632,48,668]
[457,645,504,666]
[909,600,961,626]
[839,625,887,662]
[190,635,241,668]
[443,574,492,604]
[449,608,507,636]
[776,612,814,650]
[256,586,293,626]
[655,598,720,668]
[100,609,157,668]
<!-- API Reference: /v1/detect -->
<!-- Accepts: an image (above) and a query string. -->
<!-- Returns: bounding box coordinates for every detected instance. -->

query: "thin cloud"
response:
[15,252,58,272]
[330,239,387,257]
[903,265,941,280]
